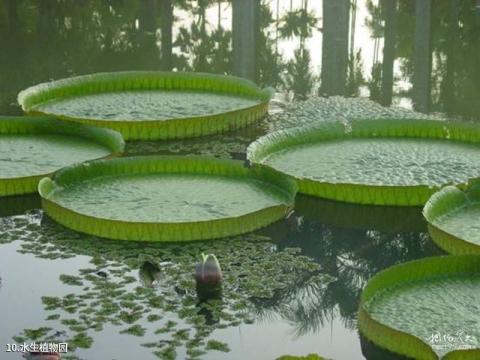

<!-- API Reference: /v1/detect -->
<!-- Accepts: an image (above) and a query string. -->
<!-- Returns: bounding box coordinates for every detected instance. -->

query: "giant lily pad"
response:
[358,255,480,360]
[18,71,273,140]
[247,119,480,206]
[0,116,124,197]
[423,182,480,254]
[38,156,296,241]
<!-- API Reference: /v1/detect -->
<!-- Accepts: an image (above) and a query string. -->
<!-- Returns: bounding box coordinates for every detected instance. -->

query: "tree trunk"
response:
[37,0,55,46]
[320,0,350,96]
[232,0,256,80]
[412,0,432,113]
[443,0,458,114]
[137,0,159,69]
[380,0,397,106]
[218,1,222,30]
[138,0,156,32]
[159,0,173,70]
[350,0,357,56]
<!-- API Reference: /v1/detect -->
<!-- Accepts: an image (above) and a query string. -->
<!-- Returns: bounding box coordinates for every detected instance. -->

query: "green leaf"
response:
[18,71,272,140]
[38,155,296,242]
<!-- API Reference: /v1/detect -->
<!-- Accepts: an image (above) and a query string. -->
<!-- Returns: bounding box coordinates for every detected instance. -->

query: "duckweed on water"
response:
[2,211,330,359]
[1,96,443,359]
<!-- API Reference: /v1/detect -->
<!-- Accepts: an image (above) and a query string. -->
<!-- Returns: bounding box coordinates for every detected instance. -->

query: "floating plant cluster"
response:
[0,211,328,359]
[1,72,480,359]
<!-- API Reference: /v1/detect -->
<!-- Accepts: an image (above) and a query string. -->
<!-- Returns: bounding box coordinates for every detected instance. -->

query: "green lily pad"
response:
[38,156,296,241]
[358,255,480,359]
[423,182,480,254]
[18,71,272,140]
[247,119,480,206]
[0,116,124,197]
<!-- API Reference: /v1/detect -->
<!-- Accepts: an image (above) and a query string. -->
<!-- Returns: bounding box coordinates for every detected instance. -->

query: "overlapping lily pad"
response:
[423,182,480,254]
[358,255,480,359]
[247,119,480,206]
[39,156,296,241]
[18,71,273,140]
[0,116,124,197]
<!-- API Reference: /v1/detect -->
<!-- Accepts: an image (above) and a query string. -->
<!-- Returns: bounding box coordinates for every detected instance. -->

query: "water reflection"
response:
[0,195,41,217]
[262,195,442,340]
[0,0,477,358]
[0,194,443,359]
[1,0,479,118]
[360,334,408,360]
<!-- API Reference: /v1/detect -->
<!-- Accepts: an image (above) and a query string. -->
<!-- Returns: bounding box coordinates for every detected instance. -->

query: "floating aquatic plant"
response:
[38,155,297,242]
[248,119,480,206]
[0,116,124,197]
[423,181,480,254]
[18,71,273,140]
[3,211,327,359]
[358,255,480,359]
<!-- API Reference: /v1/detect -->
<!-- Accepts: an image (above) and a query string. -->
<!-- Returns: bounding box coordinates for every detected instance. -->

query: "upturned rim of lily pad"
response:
[38,155,297,242]
[0,116,124,197]
[18,71,273,140]
[358,255,480,360]
[247,119,480,206]
[423,181,480,255]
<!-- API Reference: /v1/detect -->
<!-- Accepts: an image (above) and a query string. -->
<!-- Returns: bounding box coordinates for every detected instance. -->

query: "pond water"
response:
[1,1,478,360]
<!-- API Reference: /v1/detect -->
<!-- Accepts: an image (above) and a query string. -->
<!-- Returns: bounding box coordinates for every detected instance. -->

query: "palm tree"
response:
[442,0,459,114]
[278,0,318,49]
[255,0,284,87]
[159,0,173,70]
[365,0,384,101]
[279,0,318,98]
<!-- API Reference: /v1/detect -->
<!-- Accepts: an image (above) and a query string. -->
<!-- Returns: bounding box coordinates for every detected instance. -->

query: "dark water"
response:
[0,1,478,360]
